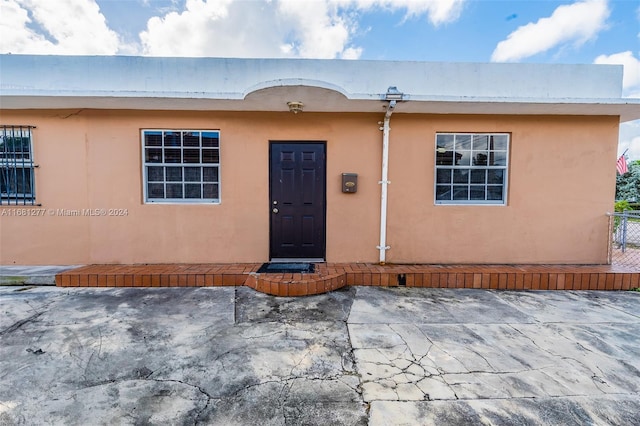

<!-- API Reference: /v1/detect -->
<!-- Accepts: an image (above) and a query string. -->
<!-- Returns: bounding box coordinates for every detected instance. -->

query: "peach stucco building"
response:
[1,55,639,266]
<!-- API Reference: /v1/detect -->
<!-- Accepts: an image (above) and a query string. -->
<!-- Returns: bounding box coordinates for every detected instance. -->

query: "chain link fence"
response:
[608,211,640,268]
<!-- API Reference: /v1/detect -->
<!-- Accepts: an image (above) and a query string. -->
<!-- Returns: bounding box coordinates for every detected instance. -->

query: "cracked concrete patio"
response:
[0,286,639,425]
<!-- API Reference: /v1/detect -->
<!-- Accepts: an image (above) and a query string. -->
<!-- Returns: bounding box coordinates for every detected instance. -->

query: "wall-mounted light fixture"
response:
[384,86,404,101]
[287,101,304,114]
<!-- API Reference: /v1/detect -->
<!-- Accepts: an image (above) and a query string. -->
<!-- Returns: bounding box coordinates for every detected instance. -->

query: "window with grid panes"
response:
[142,130,220,203]
[1,126,36,205]
[435,133,509,205]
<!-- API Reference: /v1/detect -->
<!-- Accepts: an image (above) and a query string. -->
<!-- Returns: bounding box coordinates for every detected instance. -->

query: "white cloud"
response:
[595,51,640,96]
[1,0,467,59]
[277,0,356,58]
[139,0,354,58]
[333,0,465,26]
[395,0,465,25]
[341,46,363,59]
[0,0,121,54]
[491,0,609,62]
[139,0,466,59]
[620,133,640,161]
[619,120,640,161]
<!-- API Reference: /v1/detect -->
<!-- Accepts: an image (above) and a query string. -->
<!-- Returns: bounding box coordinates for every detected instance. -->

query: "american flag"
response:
[617,154,628,175]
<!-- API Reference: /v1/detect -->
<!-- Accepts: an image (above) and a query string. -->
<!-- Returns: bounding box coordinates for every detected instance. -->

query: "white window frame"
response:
[1,126,36,205]
[141,129,221,204]
[434,132,509,206]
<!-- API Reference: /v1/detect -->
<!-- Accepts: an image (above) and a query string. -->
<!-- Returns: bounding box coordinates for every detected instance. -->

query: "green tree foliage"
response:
[616,160,640,201]
[615,200,631,212]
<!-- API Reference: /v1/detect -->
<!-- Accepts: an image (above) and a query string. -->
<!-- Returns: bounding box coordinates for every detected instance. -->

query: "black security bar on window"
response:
[0,125,36,206]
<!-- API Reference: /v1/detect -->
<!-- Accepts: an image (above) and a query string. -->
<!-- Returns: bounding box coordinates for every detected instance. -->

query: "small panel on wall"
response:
[342,173,358,193]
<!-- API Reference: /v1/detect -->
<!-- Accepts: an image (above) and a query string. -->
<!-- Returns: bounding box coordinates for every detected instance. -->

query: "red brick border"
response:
[55,263,640,296]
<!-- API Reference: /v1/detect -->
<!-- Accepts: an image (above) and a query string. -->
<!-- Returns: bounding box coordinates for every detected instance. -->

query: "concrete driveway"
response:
[1,286,639,425]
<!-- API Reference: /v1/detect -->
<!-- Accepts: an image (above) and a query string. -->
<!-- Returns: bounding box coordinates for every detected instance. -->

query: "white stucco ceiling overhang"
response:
[1,55,639,122]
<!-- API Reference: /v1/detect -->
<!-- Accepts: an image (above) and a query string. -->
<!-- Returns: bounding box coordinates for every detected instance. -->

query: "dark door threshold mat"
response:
[257,263,316,274]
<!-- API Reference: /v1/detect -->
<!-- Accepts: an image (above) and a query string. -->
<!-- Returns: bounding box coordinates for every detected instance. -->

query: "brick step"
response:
[244,272,346,296]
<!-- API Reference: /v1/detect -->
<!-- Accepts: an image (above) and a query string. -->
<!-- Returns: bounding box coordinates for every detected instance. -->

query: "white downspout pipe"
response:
[377,100,396,264]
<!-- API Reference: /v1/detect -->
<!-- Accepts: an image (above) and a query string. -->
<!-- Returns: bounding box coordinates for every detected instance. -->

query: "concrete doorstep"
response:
[0,286,639,425]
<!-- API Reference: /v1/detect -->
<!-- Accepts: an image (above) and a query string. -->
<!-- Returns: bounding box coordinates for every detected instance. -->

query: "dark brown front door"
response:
[269,142,326,259]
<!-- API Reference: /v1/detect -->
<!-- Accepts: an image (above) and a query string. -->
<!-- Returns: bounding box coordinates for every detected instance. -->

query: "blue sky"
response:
[1,0,639,157]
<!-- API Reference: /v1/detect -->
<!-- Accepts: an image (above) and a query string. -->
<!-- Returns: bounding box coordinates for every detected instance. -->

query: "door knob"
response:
[272,208,279,214]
